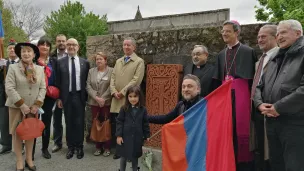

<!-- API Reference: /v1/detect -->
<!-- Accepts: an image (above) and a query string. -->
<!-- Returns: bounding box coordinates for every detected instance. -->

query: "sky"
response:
[9,0,261,38]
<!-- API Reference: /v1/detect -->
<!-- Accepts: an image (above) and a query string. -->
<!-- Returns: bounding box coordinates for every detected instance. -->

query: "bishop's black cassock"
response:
[213,42,257,169]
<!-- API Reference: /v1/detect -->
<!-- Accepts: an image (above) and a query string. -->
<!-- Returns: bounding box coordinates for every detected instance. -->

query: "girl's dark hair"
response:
[123,85,145,111]
[37,38,52,53]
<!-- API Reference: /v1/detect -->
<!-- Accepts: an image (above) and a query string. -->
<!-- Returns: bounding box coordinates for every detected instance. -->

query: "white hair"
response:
[124,37,136,47]
[278,20,303,36]
[194,45,209,54]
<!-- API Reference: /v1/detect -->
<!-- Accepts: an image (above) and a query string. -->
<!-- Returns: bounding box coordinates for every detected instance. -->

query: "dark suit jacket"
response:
[56,56,90,105]
[0,59,20,106]
[5,59,19,73]
[184,63,215,97]
[0,66,6,107]
[213,43,257,81]
[50,50,57,58]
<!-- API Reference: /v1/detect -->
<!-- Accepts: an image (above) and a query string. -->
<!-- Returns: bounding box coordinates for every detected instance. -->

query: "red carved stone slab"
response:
[145,64,183,148]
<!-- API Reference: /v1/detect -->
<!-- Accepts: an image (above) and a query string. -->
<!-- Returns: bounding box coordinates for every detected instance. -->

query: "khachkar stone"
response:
[145,64,183,148]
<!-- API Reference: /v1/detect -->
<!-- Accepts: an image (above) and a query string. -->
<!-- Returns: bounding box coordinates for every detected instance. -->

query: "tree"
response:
[0,0,28,57]
[255,0,304,26]
[44,1,108,56]
[4,0,45,40]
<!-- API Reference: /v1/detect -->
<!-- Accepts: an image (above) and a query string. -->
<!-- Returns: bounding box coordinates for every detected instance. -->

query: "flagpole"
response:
[0,9,5,84]
[0,37,4,59]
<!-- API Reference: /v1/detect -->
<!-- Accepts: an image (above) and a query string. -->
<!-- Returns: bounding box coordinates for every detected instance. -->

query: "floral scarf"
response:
[20,60,37,84]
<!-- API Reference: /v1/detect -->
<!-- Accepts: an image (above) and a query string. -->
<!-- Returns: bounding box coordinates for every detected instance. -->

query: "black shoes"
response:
[51,145,62,153]
[118,167,140,171]
[42,149,51,159]
[113,154,121,159]
[76,148,84,159]
[66,148,74,159]
[0,146,11,155]
[66,147,84,159]
[25,160,36,171]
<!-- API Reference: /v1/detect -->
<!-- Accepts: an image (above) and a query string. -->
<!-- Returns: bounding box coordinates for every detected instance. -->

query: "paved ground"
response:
[0,109,162,171]
[0,140,122,171]
[0,139,158,171]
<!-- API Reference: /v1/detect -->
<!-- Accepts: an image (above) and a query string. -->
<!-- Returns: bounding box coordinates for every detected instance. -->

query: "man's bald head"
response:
[66,38,79,57]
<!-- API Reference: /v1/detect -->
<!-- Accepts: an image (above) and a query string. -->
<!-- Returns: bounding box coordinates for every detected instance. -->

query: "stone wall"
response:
[86,23,265,148]
[107,8,230,34]
[87,23,264,68]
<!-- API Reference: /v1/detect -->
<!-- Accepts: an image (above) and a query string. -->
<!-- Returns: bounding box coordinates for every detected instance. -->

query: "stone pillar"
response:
[145,64,183,148]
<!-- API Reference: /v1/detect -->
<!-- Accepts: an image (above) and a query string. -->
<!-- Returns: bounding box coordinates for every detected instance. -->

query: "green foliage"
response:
[255,0,304,26]
[44,1,108,57]
[0,0,27,57]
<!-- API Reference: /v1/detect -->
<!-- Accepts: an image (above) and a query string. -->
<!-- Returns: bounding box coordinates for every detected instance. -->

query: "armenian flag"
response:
[0,10,4,59]
[162,81,236,171]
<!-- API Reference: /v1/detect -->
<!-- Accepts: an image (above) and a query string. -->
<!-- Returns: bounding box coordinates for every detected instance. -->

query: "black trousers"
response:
[0,106,12,148]
[64,92,85,149]
[32,97,55,158]
[53,105,63,147]
[266,119,304,171]
[110,112,118,148]
[120,157,138,171]
[254,118,271,171]
[41,96,56,150]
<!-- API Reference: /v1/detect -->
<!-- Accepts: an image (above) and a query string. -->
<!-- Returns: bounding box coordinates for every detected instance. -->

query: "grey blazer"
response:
[86,66,113,106]
[5,62,46,108]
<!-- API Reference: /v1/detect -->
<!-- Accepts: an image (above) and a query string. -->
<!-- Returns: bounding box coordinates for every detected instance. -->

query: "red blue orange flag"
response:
[0,10,4,59]
[162,81,236,171]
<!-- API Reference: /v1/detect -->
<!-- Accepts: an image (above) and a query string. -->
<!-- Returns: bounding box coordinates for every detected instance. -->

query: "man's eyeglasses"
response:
[191,52,204,57]
[67,44,78,47]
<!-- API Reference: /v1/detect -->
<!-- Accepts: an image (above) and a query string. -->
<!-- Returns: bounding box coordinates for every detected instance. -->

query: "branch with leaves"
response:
[255,0,304,26]
[44,1,108,56]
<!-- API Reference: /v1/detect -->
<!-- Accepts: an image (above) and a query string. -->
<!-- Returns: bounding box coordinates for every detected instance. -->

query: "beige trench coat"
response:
[110,53,145,113]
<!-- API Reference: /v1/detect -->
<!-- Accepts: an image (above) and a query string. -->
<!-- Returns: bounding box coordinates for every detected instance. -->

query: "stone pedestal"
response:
[145,64,183,148]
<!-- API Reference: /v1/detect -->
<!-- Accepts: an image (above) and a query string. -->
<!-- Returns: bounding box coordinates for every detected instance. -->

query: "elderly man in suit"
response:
[254,19,304,171]
[110,37,145,159]
[56,38,90,160]
[250,24,279,171]
[184,45,215,98]
[0,39,19,155]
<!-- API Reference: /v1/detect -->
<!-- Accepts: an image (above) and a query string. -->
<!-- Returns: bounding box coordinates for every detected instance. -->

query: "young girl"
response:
[116,85,150,171]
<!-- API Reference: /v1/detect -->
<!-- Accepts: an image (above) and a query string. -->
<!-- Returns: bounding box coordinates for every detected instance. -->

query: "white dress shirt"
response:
[9,57,19,64]
[68,55,81,92]
[57,49,68,59]
[258,46,279,83]
[262,46,279,69]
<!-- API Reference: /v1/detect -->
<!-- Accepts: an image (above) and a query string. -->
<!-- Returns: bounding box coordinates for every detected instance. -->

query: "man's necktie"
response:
[71,57,76,92]
[11,61,15,64]
[251,53,267,98]
[124,56,130,63]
